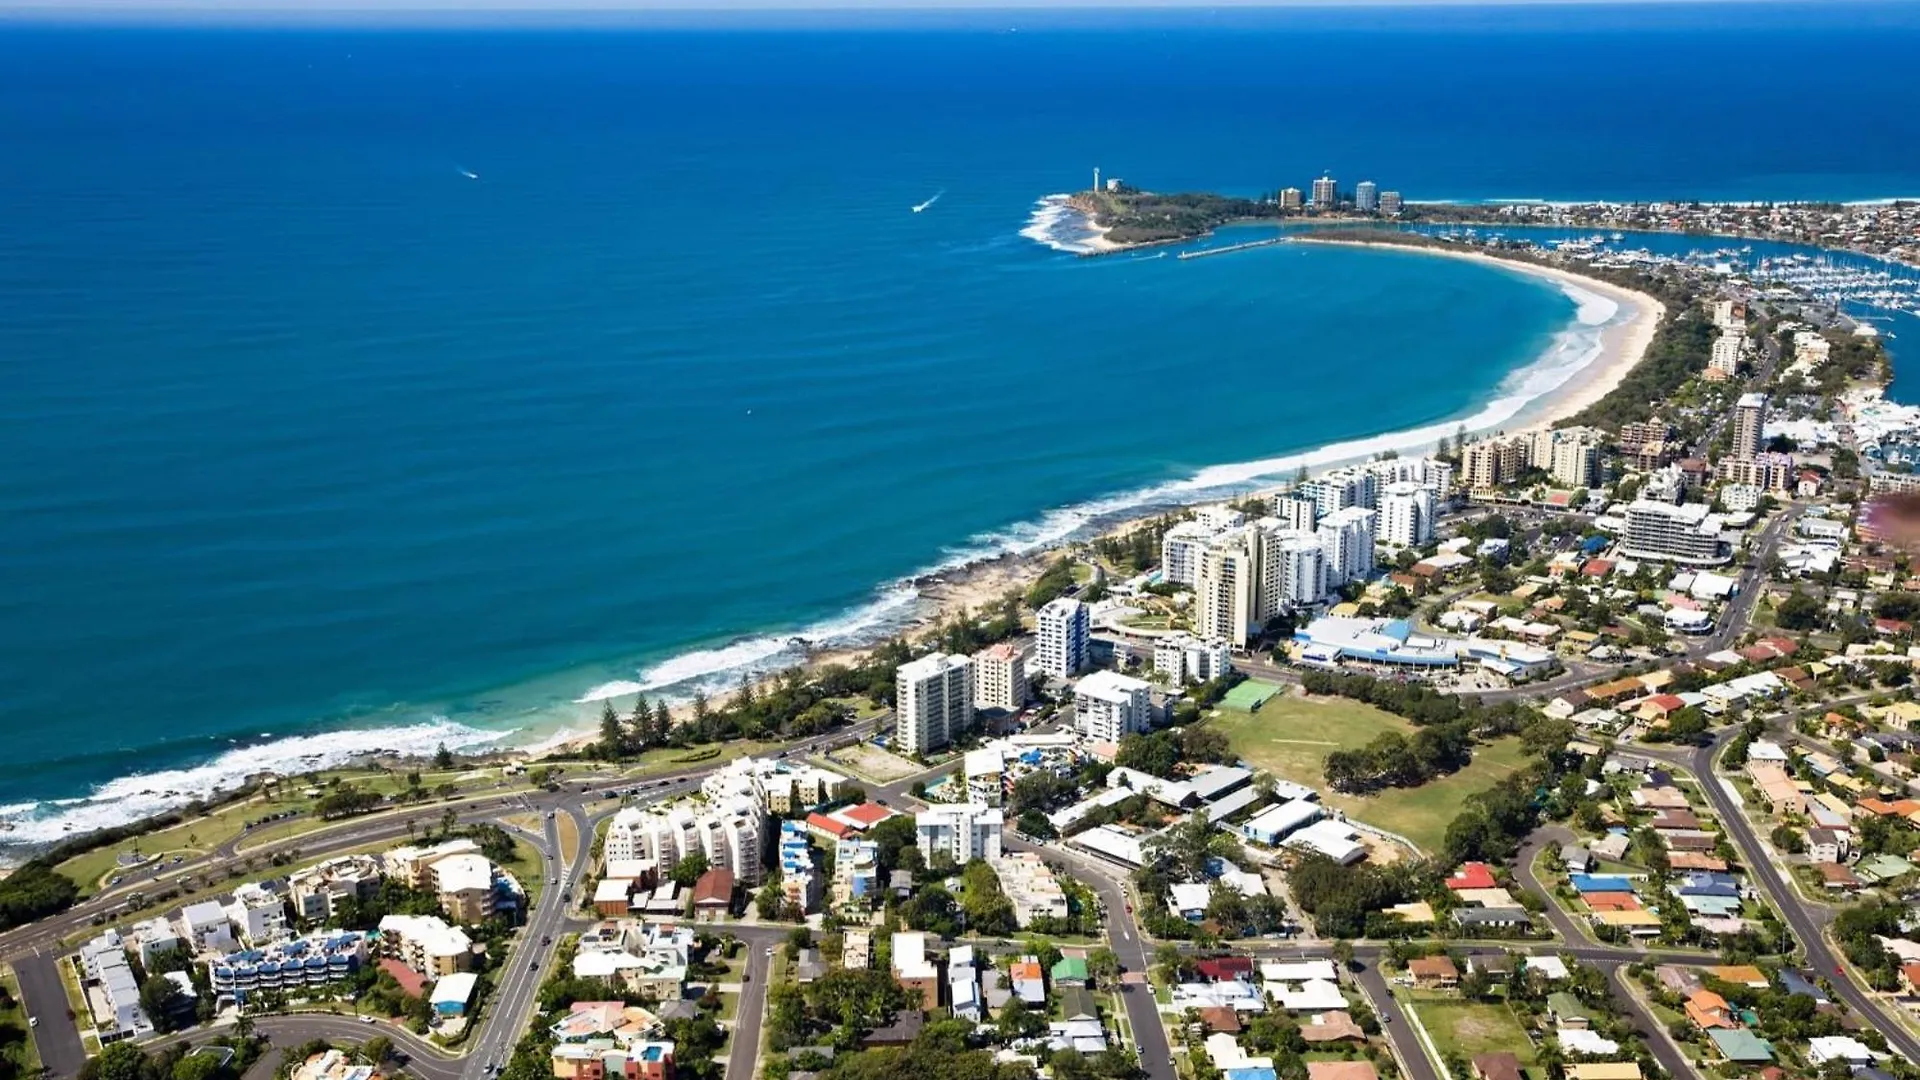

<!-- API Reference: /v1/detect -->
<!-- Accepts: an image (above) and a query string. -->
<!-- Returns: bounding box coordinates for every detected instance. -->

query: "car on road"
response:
[27,1017,36,1028]
[362,1016,376,1024]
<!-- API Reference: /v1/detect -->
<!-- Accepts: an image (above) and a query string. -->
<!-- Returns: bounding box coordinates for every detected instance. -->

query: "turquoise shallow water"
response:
[4,5,1920,847]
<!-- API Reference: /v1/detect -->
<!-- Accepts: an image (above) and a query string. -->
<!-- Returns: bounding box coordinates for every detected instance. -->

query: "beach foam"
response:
[569,274,1629,711]
[1019,195,1106,255]
[0,718,508,849]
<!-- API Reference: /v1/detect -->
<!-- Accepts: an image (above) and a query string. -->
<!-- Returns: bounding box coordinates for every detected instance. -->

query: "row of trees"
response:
[1323,721,1475,794]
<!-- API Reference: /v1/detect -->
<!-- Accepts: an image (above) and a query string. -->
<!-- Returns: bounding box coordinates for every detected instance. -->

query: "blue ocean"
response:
[4,2,1920,847]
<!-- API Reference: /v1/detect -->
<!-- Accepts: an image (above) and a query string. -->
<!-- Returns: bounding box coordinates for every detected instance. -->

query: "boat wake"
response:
[912,190,944,213]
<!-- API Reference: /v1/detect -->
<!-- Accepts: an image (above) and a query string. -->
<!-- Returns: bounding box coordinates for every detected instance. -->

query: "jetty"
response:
[1176,236,1287,260]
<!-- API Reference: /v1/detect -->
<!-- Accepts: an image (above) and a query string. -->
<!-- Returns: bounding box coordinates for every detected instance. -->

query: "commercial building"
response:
[1354,181,1379,213]
[1035,597,1090,678]
[1317,507,1376,588]
[895,652,974,755]
[1732,392,1768,459]
[1310,175,1337,210]
[602,796,769,886]
[1073,670,1152,743]
[1620,501,1727,565]
[916,803,1004,865]
[1379,481,1435,548]
[970,641,1026,713]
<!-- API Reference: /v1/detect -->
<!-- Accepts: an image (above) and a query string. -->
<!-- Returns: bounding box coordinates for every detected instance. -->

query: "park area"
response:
[1209,688,1528,855]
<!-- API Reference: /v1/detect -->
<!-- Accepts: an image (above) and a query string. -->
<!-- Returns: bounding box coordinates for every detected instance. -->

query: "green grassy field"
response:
[1209,690,1529,854]
[1399,989,1535,1064]
[0,965,43,1077]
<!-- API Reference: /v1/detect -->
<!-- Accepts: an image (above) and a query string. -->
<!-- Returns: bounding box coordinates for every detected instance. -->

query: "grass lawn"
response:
[0,965,43,1076]
[618,742,783,778]
[505,836,546,907]
[1210,691,1531,854]
[1399,989,1536,1065]
[57,800,270,893]
[556,814,581,869]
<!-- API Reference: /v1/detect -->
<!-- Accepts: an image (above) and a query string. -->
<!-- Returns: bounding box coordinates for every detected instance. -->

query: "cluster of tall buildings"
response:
[603,792,768,886]
[1460,428,1603,491]
[1160,458,1452,647]
[1278,175,1403,215]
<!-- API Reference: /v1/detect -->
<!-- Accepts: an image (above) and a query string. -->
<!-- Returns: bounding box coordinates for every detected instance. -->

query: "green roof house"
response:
[1707,1029,1774,1065]
[1051,956,1090,987]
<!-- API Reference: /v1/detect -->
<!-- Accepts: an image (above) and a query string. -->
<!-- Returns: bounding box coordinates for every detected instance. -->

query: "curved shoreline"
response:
[0,234,1669,854]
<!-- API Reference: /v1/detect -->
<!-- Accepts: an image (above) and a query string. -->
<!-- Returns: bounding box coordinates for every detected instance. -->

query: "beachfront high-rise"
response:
[1263,528,1327,609]
[1732,392,1768,459]
[1547,432,1602,489]
[895,652,974,756]
[1708,331,1744,381]
[1034,596,1089,678]
[1195,535,1258,648]
[1317,506,1377,587]
[1620,501,1727,565]
[970,641,1026,714]
[1280,187,1303,210]
[1275,494,1317,531]
[1311,175,1338,210]
[1159,520,1216,589]
[1072,670,1152,743]
[1379,190,1404,215]
[1355,181,1379,213]
[1379,481,1435,548]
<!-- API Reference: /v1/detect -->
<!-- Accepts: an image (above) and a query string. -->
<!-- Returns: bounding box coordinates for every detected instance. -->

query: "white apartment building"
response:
[1709,331,1744,378]
[702,754,847,814]
[1273,494,1317,531]
[1153,634,1232,685]
[992,852,1069,926]
[1310,175,1337,210]
[1317,506,1376,587]
[288,855,383,922]
[1354,180,1379,212]
[971,641,1027,713]
[1159,520,1216,589]
[1378,481,1435,548]
[895,652,974,755]
[375,914,473,977]
[1072,669,1152,743]
[181,900,236,955]
[1710,298,1744,330]
[964,747,1007,807]
[1194,534,1258,647]
[1620,500,1727,565]
[1548,433,1601,489]
[1193,506,1246,531]
[128,917,182,968]
[915,804,1004,865]
[1733,392,1768,460]
[1035,597,1090,678]
[224,881,291,946]
[1264,528,1327,610]
[1302,467,1377,517]
[603,795,769,885]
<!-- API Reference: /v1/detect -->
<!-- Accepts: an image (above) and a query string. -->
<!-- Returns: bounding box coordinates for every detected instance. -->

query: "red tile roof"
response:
[837,802,897,827]
[804,812,857,840]
[1445,862,1498,891]
[692,867,735,905]
[1193,956,1256,982]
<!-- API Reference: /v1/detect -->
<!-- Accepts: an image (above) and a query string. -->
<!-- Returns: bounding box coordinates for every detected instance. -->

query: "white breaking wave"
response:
[563,276,1629,715]
[1019,194,1104,254]
[0,718,509,848]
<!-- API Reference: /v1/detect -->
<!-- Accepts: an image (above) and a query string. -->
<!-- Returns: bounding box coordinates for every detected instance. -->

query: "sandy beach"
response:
[1291,237,1666,437]
[532,239,1668,759]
